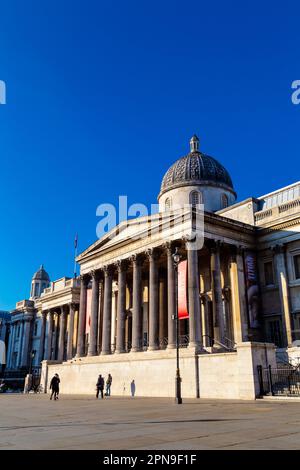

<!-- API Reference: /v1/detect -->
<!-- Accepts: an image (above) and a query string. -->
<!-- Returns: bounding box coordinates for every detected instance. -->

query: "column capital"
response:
[69,302,77,311]
[90,269,101,281]
[272,244,286,255]
[130,253,143,266]
[80,274,90,286]
[103,265,114,277]
[115,259,128,272]
[146,247,160,261]
[207,239,223,253]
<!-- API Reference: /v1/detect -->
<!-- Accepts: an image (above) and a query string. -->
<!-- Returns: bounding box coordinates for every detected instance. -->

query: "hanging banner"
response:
[178,260,189,319]
[244,251,260,328]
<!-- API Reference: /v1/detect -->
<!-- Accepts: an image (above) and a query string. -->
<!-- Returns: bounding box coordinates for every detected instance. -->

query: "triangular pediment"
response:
[77,208,197,263]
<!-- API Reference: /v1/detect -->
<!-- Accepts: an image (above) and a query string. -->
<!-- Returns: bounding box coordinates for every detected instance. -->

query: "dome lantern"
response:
[190,134,199,152]
[30,265,50,299]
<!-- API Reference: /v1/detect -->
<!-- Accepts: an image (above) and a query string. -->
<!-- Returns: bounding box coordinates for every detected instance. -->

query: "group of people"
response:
[96,373,112,399]
[48,372,113,400]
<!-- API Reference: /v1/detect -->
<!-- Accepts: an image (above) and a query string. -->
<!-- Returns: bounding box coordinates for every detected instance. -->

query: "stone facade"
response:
[4,137,300,398]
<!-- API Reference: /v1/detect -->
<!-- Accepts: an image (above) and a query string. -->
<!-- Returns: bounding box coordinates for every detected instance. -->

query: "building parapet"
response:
[41,277,80,296]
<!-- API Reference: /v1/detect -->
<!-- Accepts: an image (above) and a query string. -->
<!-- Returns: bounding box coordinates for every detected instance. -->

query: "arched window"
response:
[165,197,172,211]
[190,191,202,208]
[221,193,229,209]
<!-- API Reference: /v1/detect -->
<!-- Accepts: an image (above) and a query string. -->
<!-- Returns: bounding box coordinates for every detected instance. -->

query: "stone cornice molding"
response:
[258,217,300,234]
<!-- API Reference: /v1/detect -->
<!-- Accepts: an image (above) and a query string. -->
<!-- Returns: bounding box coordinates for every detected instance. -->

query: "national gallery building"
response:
[4,136,300,399]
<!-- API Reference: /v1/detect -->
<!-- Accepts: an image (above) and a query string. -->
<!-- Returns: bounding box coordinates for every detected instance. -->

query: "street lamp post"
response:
[28,351,35,392]
[172,247,182,405]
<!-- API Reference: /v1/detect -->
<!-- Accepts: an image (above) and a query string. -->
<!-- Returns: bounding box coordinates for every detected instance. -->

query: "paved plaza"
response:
[1,394,300,450]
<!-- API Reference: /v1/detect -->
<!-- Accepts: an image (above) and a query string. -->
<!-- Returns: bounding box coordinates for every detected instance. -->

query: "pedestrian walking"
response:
[49,373,60,401]
[130,379,136,397]
[105,373,112,396]
[96,374,104,399]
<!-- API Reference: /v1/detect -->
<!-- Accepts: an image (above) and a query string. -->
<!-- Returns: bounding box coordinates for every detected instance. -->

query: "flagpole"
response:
[74,233,78,278]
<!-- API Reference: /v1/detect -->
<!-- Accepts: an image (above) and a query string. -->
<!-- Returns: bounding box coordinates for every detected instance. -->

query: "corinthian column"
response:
[187,242,202,350]
[38,311,47,362]
[76,275,89,357]
[21,318,32,367]
[67,303,76,360]
[273,245,293,347]
[116,260,126,354]
[229,246,248,344]
[58,306,67,362]
[88,270,100,356]
[147,248,159,350]
[210,241,225,344]
[45,311,53,360]
[131,254,143,352]
[101,266,113,355]
[166,243,176,349]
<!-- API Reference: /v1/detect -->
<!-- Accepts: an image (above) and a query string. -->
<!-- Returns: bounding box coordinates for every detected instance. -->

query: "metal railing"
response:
[202,335,236,352]
[257,365,300,397]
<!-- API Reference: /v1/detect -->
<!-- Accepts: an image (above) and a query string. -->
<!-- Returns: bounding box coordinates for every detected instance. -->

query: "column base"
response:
[131,348,143,353]
[87,351,97,357]
[115,349,126,354]
[188,342,203,353]
[167,344,176,350]
[101,351,112,356]
[148,345,159,351]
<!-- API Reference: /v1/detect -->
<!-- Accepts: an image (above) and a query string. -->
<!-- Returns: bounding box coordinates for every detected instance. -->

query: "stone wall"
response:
[42,342,276,400]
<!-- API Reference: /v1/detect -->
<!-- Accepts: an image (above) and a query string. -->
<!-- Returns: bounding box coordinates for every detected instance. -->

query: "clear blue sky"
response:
[0,0,299,310]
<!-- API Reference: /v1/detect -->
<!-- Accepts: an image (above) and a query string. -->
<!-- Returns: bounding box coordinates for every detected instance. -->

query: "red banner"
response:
[178,260,189,319]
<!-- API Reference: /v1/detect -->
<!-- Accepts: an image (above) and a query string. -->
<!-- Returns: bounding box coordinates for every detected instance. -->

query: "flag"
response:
[74,233,78,249]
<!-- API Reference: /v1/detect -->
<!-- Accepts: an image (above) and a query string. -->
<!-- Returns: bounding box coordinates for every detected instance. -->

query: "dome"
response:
[159,135,235,197]
[32,265,50,282]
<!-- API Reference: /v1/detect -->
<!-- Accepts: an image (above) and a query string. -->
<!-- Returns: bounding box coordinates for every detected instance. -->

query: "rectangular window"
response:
[294,254,300,280]
[264,261,274,286]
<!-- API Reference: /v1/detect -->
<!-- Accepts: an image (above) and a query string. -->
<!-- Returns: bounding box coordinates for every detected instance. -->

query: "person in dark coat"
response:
[96,374,104,399]
[50,373,60,400]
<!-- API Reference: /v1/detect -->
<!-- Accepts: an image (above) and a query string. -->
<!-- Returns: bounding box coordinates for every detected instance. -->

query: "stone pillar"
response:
[111,290,117,352]
[88,270,100,356]
[159,271,168,346]
[58,306,66,362]
[229,247,248,343]
[76,275,89,357]
[52,312,59,360]
[187,243,202,350]
[148,249,159,350]
[67,303,76,360]
[131,255,143,352]
[210,241,225,344]
[17,321,24,367]
[101,266,113,355]
[21,318,32,367]
[45,312,53,360]
[6,323,14,368]
[116,261,126,354]
[38,312,47,363]
[273,245,293,347]
[166,243,176,349]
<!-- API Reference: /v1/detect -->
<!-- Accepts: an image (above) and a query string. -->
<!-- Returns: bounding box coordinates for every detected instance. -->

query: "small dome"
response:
[32,265,50,282]
[159,135,235,197]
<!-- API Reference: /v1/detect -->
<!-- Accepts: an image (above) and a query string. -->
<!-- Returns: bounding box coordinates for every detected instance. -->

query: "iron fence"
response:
[257,364,300,397]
